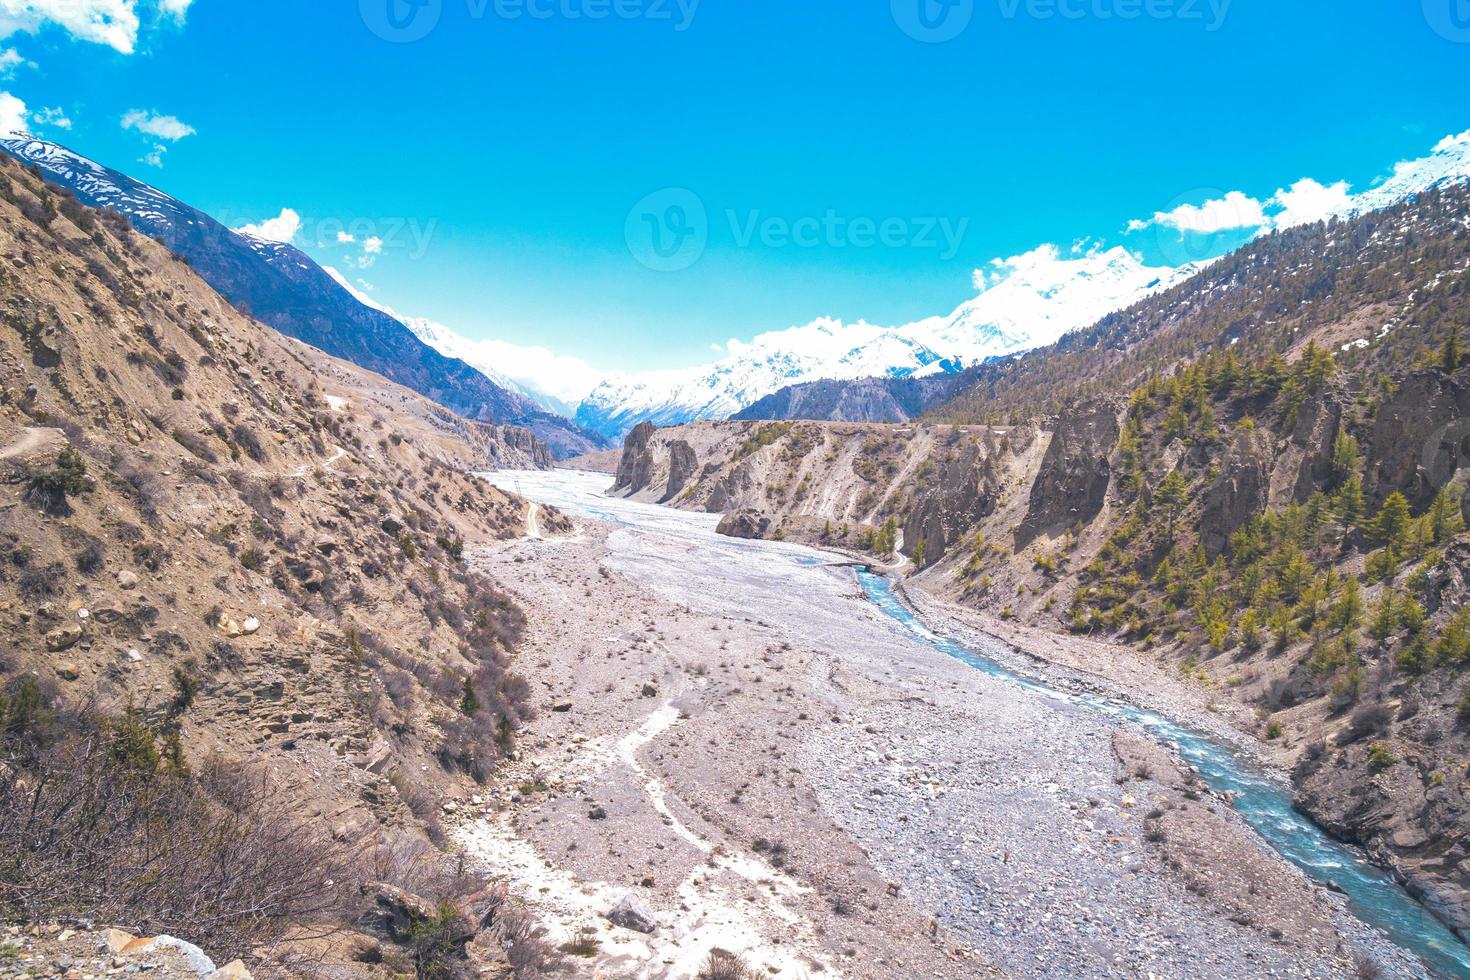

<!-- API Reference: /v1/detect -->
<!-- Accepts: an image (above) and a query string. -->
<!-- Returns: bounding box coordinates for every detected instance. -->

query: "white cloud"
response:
[336,231,355,244]
[235,208,302,244]
[1267,178,1354,230]
[0,89,27,136]
[140,144,165,167]
[1126,190,1268,234]
[0,0,143,54]
[32,104,68,129]
[0,46,29,76]
[121,107,194,141]
[158,0,192,21]
[363,236,383,255]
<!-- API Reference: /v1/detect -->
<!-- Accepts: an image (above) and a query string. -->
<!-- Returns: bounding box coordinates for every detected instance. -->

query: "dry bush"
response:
[699,948,756,980]
[0,691,353,962]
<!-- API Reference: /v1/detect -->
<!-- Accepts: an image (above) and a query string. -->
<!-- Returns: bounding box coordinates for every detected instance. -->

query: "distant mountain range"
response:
[0,137,607,458]
[569,245,1194,438]
[11,130,1469,447]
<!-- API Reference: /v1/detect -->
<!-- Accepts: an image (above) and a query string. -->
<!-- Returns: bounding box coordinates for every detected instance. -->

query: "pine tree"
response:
[1366,492,1412,549]
[1442,328,1463,373]
[1156,471,1189,540]
[1330,576,1364,632]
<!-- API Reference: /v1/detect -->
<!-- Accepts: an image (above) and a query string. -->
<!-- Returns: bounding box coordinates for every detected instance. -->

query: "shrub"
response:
[17,561,66,601]
[1367,742,1395,770]
[239,547,266,572]
[699,948,755,980]
[1343,703,1392,743]
[23,446,88,516]
[0,706,350,962]
[72,535,105,574]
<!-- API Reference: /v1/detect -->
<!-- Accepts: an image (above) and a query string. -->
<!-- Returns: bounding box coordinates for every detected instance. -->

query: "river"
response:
[483,468,1470,978]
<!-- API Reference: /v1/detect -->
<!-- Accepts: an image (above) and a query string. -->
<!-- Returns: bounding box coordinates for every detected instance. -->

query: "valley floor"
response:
[457,470,1422,979]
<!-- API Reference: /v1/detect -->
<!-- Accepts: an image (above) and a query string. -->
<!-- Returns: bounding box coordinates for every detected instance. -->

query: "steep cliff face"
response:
[610,419,1033,560]
[612,420,657,494]
[1201,427,1272,558]
[1367,370,1470,511]
[1018,402,1119,546]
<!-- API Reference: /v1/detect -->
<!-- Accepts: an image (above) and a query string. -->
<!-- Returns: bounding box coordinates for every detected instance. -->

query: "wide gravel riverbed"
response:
[476,468,1451,978]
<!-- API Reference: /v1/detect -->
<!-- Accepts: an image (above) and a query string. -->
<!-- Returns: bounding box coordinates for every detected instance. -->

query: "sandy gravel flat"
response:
[455,469,1420,979]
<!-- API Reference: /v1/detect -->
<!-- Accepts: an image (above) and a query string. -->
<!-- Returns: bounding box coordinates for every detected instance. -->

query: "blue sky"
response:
[2,0,1468,373]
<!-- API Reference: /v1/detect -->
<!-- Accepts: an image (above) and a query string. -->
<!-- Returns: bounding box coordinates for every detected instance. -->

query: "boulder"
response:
[381,515,405,536]
[53,662,81,681]
[361,882,457,942]
[716,509,772,540]
[605,894,657,934]
[45,625,83,651]
[116,570,140,590]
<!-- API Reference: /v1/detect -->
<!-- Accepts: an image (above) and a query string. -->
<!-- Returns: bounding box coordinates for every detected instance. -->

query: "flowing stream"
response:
[858,569,1470,979]
[486,468,1470,978]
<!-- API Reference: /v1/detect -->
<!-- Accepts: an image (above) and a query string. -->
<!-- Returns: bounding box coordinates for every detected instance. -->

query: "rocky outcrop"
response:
[1202,427,1272,557]
[613,421,657,494]
[661,439,698,502]
[904,438,1006,565]
[1272,390,1345,505]
[705,461,755,514]
[1366,368,1470,510]
[716,509,772,539]
[1019,402,1119,545]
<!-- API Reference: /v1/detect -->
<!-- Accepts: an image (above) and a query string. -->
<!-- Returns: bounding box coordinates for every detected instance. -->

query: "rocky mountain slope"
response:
[0,137,604,459]
[733,372,960,424]
[610,180,1470,940]
[0,152,571,972]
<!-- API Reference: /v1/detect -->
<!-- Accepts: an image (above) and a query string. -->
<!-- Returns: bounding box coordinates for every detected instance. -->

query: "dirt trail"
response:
[0,426,66,461]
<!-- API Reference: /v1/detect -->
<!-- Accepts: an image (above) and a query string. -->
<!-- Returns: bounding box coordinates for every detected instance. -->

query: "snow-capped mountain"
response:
[1350,130,1470,215]
[575,129,1470,440]
[573,245,1193,440]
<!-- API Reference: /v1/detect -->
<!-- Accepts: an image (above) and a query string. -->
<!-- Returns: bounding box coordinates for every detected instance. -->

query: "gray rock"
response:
[613,421,657,495]
[605,894,656,934]
[45,625,83,652]
[716,509,772,539]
